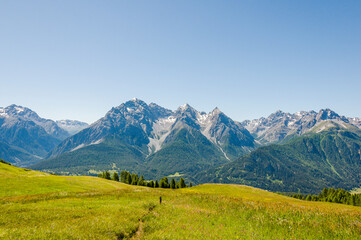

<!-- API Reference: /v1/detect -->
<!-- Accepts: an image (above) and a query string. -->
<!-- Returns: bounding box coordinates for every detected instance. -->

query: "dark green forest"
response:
[285,188,361,207]
[98,170,191,189]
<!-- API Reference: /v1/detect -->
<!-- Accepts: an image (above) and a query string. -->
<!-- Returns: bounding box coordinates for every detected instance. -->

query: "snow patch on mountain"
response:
[0,108,8,117]
[15,106,25,113]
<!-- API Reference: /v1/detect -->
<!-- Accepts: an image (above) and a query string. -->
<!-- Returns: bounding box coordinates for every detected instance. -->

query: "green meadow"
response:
[1,162,361,239]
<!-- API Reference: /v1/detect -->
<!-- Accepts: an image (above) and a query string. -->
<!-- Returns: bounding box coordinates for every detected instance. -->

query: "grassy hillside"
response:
[1,163,361,239]
[198,128,361,194]
[0,161,132,197]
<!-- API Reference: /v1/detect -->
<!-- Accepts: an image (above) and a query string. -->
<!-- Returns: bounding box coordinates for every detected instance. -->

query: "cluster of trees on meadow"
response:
[98,170,192,189]
[0,159,11,165]
[290,188,361,206]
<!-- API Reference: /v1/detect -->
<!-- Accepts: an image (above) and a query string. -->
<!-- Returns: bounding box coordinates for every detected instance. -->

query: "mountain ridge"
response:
[241,108,361,144]
[32,99,256,179]
[3,99,361,194]
[0,104,89,166]
[197,126,361,194]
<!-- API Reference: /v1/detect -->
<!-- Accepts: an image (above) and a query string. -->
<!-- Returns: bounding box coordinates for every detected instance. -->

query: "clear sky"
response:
[1,1,361,123]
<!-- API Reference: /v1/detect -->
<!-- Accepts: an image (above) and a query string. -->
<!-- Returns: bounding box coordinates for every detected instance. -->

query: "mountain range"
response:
[241,108,361,144]
[198,124,361,193]
[2,99,361,193]
[32,99,255,179]
[0,105,87,166]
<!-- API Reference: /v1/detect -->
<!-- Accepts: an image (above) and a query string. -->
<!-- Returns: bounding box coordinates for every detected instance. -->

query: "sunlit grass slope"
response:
[1,162,361,239]
[0,162,131,197]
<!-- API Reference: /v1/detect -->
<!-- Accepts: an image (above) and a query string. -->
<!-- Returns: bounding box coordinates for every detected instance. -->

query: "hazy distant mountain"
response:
[33,99,256,178]
[0,105,70,166]
[241,109,360,144]
[56,120,89,135]
[349,117,361,129]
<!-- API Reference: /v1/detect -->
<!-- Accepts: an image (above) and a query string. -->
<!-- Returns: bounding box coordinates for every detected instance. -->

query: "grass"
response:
[1,163,361,239]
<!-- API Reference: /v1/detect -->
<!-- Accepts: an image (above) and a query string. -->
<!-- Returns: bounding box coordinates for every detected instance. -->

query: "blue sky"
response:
[1,1,361,123]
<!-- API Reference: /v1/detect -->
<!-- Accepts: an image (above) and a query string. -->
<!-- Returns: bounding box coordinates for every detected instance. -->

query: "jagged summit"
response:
[211,107,222,115]
[1,104,38,119]
[176,103,197,113]
[22,100,361,186]
[43,99,256,176]
[316,108,344,121]
[0,104,69,140]
[242,108,359,144]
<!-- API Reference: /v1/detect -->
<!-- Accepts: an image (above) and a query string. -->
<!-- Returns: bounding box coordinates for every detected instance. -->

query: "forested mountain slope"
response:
[198,126,361,194]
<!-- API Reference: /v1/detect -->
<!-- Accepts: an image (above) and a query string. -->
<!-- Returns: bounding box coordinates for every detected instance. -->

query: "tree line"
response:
[288,188,361,206]
[98,170,192,189]
[0,159,11,165]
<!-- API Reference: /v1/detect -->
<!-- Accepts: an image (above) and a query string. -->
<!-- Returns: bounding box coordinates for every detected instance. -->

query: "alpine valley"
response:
[2,99,361,194]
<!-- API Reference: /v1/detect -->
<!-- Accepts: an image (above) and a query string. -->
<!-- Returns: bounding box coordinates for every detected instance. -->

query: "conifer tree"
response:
[120,171,127,183]
[159,180,165,188]
[163,177,169,187]
[131,174,139,185]
[126,173,132,184]
[179,178,186,188]
[170,179,176,189]
[138,175,145,186]
[104,171,111,180]
[150,180,154,188]
[112,172,119,181]
[320,188,328,199]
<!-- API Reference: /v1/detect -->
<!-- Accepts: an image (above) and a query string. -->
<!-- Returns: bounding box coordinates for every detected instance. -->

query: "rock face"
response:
[0,105,70,166]
[34,99,256,178]
[56,120,89,135]
[48,99,255,159]
[242,108,360,144]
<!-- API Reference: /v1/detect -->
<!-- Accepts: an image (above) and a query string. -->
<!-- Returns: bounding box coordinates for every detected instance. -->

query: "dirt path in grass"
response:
[131,220,144,240]
[128,203,157,239]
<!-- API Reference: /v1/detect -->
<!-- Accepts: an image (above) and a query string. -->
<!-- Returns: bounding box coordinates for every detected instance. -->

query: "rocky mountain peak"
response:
[242,108,360,144]
[211,107,222,115]
[2,104,39,119]
[316,109,340,121]
[0,104,69,141]
[148,103,173,119]
[124,98,148,109]
[268,110,287,119]
[175,104,199,119]
[178,103,195,111]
